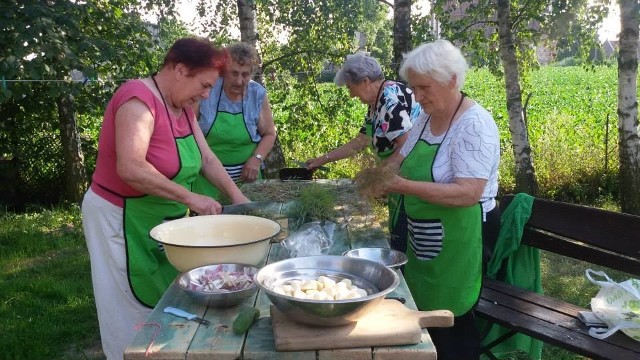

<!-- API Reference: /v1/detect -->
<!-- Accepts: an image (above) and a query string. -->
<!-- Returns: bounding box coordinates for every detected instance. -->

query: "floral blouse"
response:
[359,80,421,158]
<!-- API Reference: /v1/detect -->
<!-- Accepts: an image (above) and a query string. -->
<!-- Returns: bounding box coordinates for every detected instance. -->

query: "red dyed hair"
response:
[162,37,228,75]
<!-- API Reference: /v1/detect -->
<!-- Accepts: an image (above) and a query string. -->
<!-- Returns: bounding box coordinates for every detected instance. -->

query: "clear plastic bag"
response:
[283,221,336,257]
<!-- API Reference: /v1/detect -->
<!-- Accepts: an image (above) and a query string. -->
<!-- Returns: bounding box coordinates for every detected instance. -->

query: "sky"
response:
[598,6,620,42]
[176,1,621,42]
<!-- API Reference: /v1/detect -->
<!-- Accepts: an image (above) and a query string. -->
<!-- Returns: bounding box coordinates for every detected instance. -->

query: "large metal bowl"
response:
[150,215,281,271]
[342,247,408,269]
[255,255,399,326]
[177,263,258,308]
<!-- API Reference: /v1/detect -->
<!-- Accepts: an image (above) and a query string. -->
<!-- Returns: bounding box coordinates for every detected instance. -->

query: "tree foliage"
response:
[0,0,178,208]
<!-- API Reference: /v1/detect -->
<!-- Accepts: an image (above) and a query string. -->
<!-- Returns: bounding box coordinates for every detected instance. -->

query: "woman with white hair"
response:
[305,52,421,253]
[381,39,500,359]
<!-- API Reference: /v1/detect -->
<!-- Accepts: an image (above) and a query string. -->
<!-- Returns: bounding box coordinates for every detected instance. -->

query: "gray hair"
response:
[226,42,260,73]
[334,52,384,86]
[399,39,468,91]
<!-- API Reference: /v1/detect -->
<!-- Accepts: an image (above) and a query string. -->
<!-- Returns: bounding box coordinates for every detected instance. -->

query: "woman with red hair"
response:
[81,37,250,359]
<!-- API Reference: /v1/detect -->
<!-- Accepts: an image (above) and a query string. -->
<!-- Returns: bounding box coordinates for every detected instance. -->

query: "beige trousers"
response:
[81,188,151,360]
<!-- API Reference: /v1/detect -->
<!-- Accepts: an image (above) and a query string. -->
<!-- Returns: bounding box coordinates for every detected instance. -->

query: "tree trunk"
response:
[236,0,285,177]
[617,0,640,214]
[56,94,88,203]
[237,0,258,46]
[0,100,22,211]
[496,0,538,195]
[392,0,412,76]
[237,0,262,83]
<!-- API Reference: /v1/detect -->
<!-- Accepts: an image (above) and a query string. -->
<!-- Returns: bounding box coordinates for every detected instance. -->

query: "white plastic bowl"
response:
[150,215,281,271]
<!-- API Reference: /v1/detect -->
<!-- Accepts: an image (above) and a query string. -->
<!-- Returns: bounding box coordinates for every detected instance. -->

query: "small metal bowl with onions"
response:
[342,247,408,269]
[178,263,258,308]
[255,255,399,326]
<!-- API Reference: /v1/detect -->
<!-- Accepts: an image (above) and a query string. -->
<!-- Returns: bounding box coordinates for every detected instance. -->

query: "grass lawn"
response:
[1,202,631,359]
[0,206,103,360]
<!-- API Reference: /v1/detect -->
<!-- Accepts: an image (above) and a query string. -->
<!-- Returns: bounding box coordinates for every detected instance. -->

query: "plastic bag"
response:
[585,269,640,341]
[283,221,336,257]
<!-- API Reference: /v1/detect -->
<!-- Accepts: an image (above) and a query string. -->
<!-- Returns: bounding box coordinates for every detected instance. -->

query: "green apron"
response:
[399,124,482,316]
[192,89,260,200]
[124,131,202,308]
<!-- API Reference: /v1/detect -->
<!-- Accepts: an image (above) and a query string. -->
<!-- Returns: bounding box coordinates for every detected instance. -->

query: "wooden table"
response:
[125,180,437,360]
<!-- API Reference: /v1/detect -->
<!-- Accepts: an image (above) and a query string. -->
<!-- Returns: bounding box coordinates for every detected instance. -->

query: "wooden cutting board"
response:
[270,299,453,351]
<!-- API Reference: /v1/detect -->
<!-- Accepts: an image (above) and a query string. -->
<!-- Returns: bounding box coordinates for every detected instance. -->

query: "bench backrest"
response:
[500,194,640,277]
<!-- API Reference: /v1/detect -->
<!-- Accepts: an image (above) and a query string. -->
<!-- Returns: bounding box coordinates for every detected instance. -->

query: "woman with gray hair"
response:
[306,52,421,253]
[192,42,277,199]
[379,39,500,359]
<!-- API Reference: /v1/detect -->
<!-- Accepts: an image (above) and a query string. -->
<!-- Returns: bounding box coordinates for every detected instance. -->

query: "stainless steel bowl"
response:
[342,247,408,269]
[255,255,399,326]
[177,263,258,308]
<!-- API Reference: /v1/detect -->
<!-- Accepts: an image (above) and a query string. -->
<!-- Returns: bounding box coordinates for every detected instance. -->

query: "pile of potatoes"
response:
[269,275,368,300]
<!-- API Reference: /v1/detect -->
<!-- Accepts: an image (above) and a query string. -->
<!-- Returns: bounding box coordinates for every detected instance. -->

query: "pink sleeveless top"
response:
[91,80,197,207]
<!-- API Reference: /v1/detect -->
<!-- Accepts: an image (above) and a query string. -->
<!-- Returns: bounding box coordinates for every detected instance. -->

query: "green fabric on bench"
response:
[481,193,543,359]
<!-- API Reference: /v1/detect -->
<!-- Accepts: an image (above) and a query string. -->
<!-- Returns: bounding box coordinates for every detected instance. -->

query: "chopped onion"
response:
[188,265,254,293]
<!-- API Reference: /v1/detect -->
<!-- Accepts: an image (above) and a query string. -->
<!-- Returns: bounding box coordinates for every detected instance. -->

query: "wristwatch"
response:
[254,154,264,162]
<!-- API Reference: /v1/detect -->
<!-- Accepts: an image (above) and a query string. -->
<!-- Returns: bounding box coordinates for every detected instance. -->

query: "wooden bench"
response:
[476,194,640,360]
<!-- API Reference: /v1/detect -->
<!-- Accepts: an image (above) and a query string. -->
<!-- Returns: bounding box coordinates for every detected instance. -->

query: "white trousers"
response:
[82,188,151,360]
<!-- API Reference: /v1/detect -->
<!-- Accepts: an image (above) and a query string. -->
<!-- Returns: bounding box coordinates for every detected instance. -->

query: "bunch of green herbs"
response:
[287,183,338,228]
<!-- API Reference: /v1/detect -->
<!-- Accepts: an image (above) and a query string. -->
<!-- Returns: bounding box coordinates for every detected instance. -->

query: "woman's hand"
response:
[382,174,404,194]
[241,157,261,183]
[305,155,329,169]
[185,193,223,215]
[354,166,400,200]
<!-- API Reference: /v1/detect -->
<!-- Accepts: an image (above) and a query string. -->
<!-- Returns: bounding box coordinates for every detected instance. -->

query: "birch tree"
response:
[617,0,640,213]
[393,0,413,75]
[496,0,538,194]
[234,0,287,177]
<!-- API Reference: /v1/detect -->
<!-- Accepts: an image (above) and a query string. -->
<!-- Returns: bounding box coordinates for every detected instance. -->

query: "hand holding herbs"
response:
[354,164,398,201]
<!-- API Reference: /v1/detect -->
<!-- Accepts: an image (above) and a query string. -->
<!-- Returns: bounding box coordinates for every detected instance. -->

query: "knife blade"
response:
[221,201,277,214]
[293,160,329,172]
[164,306,210,326]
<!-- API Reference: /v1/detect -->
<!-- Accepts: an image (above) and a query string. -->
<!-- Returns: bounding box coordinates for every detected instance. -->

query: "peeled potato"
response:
[270,276,368,300]
[293,289,308,299]
[301,280,318,291]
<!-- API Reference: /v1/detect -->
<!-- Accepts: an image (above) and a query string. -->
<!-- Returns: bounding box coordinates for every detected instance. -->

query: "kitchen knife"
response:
[293,160,329,172]
[221,201,277,214]
[164,306,210,326]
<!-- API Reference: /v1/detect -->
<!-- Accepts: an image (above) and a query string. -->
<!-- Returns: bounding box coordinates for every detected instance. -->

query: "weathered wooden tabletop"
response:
[125,179,437,360]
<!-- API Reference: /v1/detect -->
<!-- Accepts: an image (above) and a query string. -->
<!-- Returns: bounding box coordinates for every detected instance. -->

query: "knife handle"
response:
[164,306,196,320]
